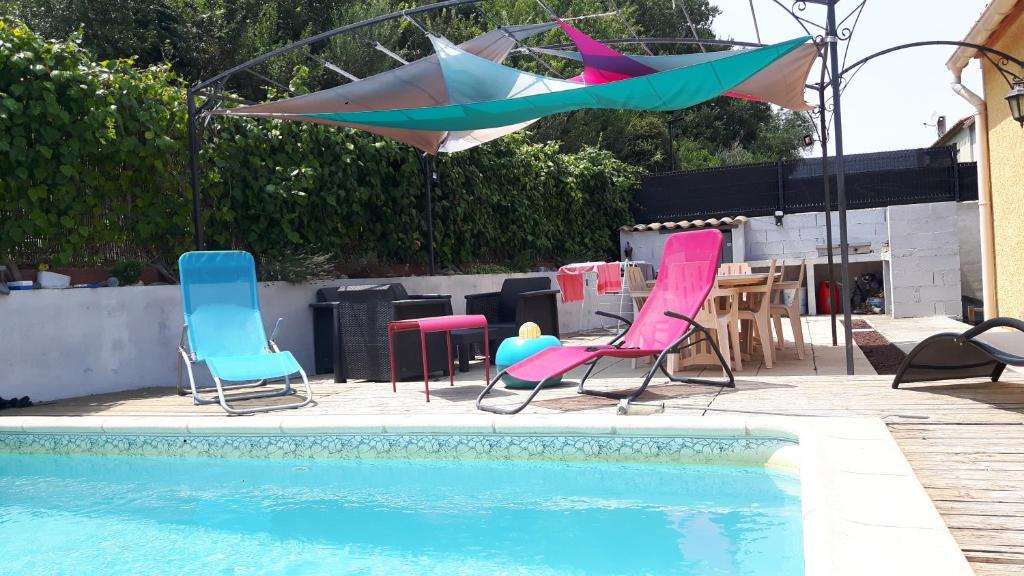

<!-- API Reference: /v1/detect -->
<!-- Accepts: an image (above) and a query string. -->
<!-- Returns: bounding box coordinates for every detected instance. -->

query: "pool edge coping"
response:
[0,413,974,576]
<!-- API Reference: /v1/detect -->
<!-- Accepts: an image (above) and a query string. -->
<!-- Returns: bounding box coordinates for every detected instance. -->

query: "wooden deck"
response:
[9,316,1024,574]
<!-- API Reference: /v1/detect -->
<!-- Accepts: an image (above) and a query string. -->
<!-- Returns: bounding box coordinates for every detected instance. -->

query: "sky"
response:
[710,0,990,155]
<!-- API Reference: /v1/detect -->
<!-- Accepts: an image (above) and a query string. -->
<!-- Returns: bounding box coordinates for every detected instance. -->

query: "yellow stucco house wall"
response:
[983,5,1024,317]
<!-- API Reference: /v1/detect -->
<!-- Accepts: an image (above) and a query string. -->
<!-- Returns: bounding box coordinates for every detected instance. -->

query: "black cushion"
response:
[388,283,409,300]
[497,277,550,321]
[316,287,342,302]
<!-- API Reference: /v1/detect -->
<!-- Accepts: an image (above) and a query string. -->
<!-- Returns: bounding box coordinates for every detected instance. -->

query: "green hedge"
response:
[0,20,190,265]
[0,20,639,270]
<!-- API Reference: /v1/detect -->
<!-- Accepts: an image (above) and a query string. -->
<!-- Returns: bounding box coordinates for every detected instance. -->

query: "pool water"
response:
[0,453,802,575]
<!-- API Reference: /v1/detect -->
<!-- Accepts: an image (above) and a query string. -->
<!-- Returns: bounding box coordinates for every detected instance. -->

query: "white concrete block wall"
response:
[814,209,890,247]
[0,272,607,401]
[622,200,967,321]
[956,201,982,301]
[745,207,888,261]
[883,260,894,316]
[619,230,662,265]
[886,202,962,319]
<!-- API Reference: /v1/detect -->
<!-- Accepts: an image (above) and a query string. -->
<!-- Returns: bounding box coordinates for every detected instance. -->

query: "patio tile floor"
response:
[8,315,1024,574]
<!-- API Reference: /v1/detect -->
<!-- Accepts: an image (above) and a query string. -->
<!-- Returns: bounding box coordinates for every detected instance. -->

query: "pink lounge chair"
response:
[476,229,735,414]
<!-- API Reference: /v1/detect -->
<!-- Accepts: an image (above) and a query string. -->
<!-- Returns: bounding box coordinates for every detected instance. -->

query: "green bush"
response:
[0,19,190,266]
[0,20,639,272]
[110,261,145,285]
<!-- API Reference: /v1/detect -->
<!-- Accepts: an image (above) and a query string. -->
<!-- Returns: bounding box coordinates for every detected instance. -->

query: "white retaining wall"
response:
[957,201,983,302]
[886,202,962,318]
[0,273,617,402]
[619,227,745,266]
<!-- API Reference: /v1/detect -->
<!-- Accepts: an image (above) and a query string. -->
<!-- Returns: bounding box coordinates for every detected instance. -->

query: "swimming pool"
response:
[0,452,801,575]
[0,414,975,576]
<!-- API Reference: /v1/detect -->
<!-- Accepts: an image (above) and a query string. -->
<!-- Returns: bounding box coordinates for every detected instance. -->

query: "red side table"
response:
[388,314,490,402]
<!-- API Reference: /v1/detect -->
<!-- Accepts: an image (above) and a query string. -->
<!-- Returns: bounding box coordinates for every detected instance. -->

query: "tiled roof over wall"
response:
[620,216,748,232]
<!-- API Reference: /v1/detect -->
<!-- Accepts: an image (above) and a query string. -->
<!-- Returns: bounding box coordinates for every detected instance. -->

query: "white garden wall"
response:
[886,203,962,318]
[0,272,618,402]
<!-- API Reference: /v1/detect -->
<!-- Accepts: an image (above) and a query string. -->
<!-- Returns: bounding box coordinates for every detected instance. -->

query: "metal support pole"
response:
[776,160,785,214]
[819,86,838,347]
[421,153,436,276]
[952,149,961,202]
[187,90,205,250]
[826,1,855,374]
[667,119,676,171]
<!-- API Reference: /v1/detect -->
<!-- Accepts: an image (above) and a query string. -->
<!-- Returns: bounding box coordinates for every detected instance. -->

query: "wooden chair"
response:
[716,287,743,372]
[719,262,752,275]
[771,260,808,360]
[675,292,730,375]
[674,284,742,374]
[625,265,652,369]
[737,259,777,369]
[625,265,651,313]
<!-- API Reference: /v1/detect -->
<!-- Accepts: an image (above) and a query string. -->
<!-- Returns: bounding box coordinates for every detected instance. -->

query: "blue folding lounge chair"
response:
[177,251,313,414]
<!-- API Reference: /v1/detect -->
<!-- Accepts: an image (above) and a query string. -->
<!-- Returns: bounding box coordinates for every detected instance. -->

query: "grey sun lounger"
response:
[892,317,1024,388]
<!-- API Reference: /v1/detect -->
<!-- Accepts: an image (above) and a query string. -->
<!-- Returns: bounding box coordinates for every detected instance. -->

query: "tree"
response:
[10,1,187,70]
[668,99,814,168]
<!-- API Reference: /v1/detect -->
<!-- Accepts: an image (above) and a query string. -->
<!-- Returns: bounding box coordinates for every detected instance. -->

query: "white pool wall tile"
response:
[0,430,793,465]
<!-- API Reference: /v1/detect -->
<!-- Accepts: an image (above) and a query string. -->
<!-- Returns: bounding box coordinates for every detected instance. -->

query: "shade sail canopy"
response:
[219,23,556,154]
[542,21,817,111]
[288,35,811,131]
[556,20,657,83]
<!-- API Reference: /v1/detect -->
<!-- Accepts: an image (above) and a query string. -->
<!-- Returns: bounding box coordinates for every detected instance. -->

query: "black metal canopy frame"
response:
[185,0,1024,375]
[763,0,1024,374]
[184,0,776,275]
[186,0,491,264]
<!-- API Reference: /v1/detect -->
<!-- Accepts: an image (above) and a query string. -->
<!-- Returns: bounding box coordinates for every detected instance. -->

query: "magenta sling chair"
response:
[477,229,735,415]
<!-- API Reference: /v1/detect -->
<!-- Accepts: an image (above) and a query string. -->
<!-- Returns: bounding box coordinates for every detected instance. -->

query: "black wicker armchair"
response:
[465,277,560,354]
[311,283,452,383]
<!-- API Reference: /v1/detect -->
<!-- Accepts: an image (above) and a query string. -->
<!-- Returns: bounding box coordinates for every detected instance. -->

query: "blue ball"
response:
[495,335,562,389]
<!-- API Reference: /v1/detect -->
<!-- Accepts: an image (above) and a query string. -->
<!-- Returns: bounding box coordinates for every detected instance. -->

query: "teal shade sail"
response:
[298,36,811,132]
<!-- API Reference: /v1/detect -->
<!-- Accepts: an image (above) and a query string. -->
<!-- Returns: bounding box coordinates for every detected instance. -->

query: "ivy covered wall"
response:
[0,20,639,272]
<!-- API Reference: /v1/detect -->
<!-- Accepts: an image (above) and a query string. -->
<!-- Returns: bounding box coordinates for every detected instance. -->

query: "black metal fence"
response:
[634,146,978,223]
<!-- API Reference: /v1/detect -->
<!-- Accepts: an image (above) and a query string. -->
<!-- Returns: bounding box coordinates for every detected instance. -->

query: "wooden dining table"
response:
[650,271,782,372]
[716,272,780,288]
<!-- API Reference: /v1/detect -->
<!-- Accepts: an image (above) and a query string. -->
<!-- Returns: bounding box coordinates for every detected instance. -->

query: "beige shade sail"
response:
[219,23,556,154]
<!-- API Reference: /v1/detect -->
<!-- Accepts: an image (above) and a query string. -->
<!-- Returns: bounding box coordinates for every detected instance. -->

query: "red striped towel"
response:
[556,271,586,303]
[596,263,622,294]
